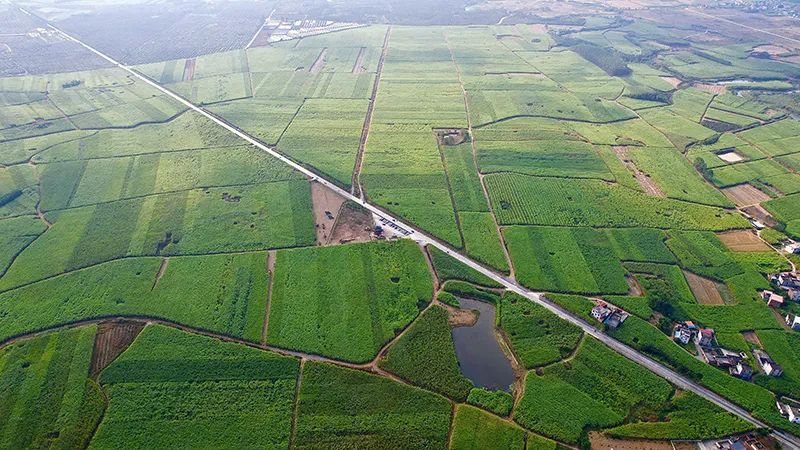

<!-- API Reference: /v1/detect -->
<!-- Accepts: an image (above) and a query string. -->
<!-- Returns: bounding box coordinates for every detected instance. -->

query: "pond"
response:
[451,298,516,391]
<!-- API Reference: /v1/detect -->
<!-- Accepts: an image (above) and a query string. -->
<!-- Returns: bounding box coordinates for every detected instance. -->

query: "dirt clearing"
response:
[613,146,665,197]
[722,183,771,207]
[90,320,146,377]
[352,47,367,74]
[717,149,745,163]
[329,201,374,245]
[660,76,683,88]
[742,330,763,347]
[441,303,478,327]
[684,270,725,305]
[182,58,196,82]
[625,273,643,296]
[310,181,346,245]
[310,48,327,73]
[589,432,677,450]
[742,204,779,228]
[718,230,771,252]
[694,82,727,95]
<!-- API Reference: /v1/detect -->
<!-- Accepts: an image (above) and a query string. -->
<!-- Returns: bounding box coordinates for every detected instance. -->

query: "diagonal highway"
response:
[24,8,800,448]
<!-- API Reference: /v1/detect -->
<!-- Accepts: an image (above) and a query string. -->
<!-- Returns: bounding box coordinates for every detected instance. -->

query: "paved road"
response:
[31,11,800,449]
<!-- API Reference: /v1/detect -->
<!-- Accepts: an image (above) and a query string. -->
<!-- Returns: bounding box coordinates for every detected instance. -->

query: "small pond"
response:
[451,298,516,391]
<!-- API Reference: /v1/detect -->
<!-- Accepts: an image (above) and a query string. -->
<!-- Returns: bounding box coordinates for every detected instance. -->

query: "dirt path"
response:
[309,48,327,73]
[352,47,367,74]
[351,26,391,198]
[262,250,276,345]
[612,145,666,197]
[151,257,169,290]
[445,33,515,278]
[422,245,441,290]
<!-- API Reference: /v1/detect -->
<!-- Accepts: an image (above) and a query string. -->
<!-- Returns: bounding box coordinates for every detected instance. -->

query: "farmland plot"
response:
[294,362,452,449]
[0,252,269,343]
[93,325,298,449]
[267,240,433,363]
[0,326,103,450]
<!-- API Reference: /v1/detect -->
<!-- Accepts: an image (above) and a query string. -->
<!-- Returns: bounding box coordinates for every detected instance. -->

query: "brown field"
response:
[718,230,771,252]
[694,82,726,94]
[684,270,725,305]
[90,320,146,377]
[329,201,374,245]
[613,146,665,197]
[722,183,771,207]
[310,48,327,73]
[352,46,367,74]
[742,330,762,347]
[310,181,346,245]
[589,432,679,450]
[182,58,196,81]
[660,76,683,88]
[742,204,779,228]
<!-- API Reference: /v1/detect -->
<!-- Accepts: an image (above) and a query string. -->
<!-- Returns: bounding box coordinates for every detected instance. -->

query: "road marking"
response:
[26,9,800,447]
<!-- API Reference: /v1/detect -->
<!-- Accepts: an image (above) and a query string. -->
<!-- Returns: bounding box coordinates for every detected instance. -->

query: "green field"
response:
[267,240,433,363]
[92,325,299,449]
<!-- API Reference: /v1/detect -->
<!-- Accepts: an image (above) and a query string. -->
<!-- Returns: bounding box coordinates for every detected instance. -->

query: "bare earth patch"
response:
[742,330,763,347]
[613,145,665,197]
[329,201,375,245]
[722,183,771,207]
[182,58,196,82]
[742,204,779,228]
[718,230,771,252]
[684,270,725,305]
[90,320,146,377]
[625,273,643,296]
[717,150,745,163]
[310,181,346,245]
[589,432,676,450]
[310,48,327,73]
[660,76,682,88]
[694,82,726,95]
[441,303,478,327]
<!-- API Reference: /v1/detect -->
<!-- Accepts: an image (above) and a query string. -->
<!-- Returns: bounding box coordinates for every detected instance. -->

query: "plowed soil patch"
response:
[742,204,779,228]
[90,320,145,377]
[311,181,346,245]
[329,202,374,245]
[589,432,674,450]
[684,270,724,305]
[723,183,771,207]
[718,230,770,252]
[660,76,682,88]
[182,58,196,82]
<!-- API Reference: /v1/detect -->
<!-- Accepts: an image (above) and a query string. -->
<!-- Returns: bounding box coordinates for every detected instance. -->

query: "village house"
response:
[701,346,745,368]
[788,288,800,302]
[761,290,785,308]
[774,272,800,289]
[754,349,783,377]
[590,303,628,329]
[672,321,696,345]
[695,328,716,347]
[786,314,800,331]
[730,361,754,381]
[778,402,800,424]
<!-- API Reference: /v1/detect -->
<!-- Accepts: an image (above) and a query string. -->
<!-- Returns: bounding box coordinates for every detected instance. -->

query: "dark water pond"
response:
[451,298,515,391]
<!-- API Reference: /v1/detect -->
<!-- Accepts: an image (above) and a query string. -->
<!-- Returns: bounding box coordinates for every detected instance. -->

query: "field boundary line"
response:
[351,25,390,198]
[288,358,304,449]
[472,113,638,129]
[261,250,276,345]
[434,131,466,250]
[31,11,800,447]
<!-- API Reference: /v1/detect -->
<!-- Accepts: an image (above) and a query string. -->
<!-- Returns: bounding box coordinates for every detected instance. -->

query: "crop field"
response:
[498,292,583,368]
[0,253,270,343]
[267,240,433,363]
[93,325,299,449]
[6,3,800,448]
[0,326,103,450]
[379,305,473,400]
[504,226,630,295]
[294,362,452,449]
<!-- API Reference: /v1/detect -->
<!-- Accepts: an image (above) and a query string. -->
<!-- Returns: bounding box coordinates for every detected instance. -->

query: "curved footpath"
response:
[22,8,800,449]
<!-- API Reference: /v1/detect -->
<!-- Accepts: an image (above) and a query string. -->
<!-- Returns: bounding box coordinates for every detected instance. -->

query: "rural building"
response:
[673,322,696,345]
[701,346,745,368]
[754,350,783,377]
[761,290,785,308]
[786,314,800,331]
[774,272,800,289]
[778,402,800,423]
[730,361,754,380]
[590,303,628,329]
[788,288,800,302]
[695,328,716,347]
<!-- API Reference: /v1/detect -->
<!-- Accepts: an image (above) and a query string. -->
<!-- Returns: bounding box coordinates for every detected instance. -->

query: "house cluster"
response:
[753,349,783,377]
[590,302,628,329]
[712,432,772,450]
[685,327,753,380]
[777,400,800,424]
[764,272,800,305]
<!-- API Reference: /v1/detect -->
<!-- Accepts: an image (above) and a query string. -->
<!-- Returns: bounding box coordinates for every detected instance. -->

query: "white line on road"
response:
[31,9,800,448]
